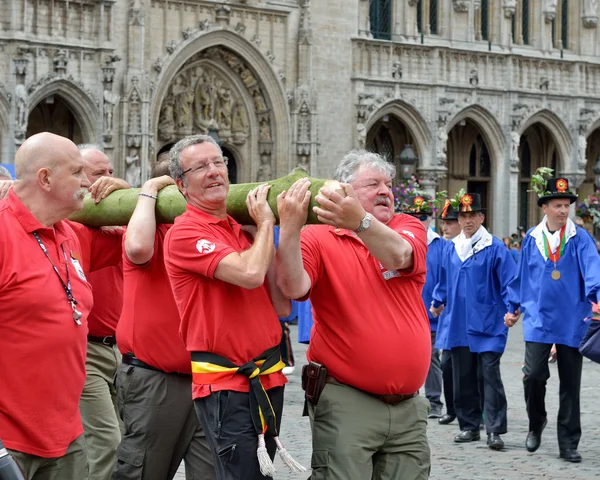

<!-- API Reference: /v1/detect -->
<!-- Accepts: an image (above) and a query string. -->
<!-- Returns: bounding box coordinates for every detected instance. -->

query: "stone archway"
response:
[27,95,85,144]
[151,31,290,184]
[518,110,571,172]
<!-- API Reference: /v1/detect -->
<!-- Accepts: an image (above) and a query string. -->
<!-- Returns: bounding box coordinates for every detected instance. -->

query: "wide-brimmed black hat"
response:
[537,177,578,207]
[456,193,485,213]
[400,194,433,216]
[438,199,459,221]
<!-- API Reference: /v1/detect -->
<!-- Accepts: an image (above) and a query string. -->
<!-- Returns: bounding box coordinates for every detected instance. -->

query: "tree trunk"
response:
[68,168,342,227]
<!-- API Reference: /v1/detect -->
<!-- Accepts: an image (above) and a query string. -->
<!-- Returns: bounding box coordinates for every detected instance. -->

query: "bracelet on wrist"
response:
[139,192,158,200]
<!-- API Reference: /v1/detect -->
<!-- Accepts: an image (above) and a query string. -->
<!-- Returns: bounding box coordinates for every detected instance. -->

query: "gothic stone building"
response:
[1,0,600,235]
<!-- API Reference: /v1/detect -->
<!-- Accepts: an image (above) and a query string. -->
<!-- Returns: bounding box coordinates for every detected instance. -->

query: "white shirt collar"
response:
[453,225,493,262]
[427,227,440,245]
[530,216,577,261]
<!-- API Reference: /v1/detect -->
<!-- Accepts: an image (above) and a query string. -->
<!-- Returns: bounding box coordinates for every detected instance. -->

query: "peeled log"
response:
[68,168,342,227]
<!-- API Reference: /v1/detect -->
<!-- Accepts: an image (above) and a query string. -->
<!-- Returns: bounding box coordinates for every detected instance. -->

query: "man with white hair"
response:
[0,165,13,180]
[276,149,432,480]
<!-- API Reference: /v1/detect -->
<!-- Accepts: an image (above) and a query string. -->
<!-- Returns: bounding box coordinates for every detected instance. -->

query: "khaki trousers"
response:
[9,434,87,480]
[80,341,123,480]
[308,382,431,480]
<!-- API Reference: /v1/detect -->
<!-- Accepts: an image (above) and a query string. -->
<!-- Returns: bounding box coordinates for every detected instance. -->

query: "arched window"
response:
[369,0,391,40]
[372,126,395,162]
[430,0,438,35]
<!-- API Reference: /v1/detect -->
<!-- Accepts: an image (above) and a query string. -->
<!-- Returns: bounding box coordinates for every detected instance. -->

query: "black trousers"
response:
[451,347,507,434]
[523,342,582,451]
[441,350,455,416]
[194,386,284,480]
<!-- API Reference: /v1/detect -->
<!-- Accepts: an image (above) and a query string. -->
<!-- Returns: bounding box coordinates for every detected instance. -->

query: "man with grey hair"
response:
[0,165,13,180]
[164,134,303,479]
[276,149,432,479]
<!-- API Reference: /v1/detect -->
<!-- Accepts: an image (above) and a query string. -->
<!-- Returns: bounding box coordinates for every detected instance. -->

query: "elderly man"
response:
[0,165,12,180]
[0,133,94,479]
[114,155,215,479]
[70,144,129,480]
[164,134,301,479]
[276,149,431,480]
[431,193,515,450]
[505,177,600,463]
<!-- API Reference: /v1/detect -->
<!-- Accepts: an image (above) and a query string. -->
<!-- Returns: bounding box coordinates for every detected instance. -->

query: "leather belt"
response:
[88,335,116,346]
[325,375,417,406]
[122,353,162,372]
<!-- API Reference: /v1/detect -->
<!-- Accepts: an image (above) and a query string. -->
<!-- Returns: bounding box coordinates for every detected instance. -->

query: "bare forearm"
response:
[125,190,158,264]
[276,227,311,299]
[358,218,413,270]
[267,261,292,317]
[239,222,275,282]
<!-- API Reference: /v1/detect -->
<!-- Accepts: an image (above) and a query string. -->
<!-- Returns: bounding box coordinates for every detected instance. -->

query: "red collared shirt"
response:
[301,214,431,395]
[164,204,286,399]
[0,190,94,457]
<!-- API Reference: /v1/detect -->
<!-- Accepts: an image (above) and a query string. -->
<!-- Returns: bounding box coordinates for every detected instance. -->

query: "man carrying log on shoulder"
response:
[164,134,304,479]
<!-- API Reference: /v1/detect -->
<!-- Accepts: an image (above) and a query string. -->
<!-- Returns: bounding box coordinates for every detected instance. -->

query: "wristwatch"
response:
[354,212,372,233]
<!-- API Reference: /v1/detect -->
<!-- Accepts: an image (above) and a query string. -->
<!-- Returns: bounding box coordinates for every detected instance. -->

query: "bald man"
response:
[73,144,129,480]
[0,133,95,479]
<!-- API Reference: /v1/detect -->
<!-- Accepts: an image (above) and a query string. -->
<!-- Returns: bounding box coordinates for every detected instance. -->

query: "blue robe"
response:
[507,225,600,348]
[432,236,516,354]
[434,241,454,350]
[424,235,446,332]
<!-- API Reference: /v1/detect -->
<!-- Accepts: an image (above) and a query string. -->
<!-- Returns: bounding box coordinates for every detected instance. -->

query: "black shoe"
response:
[525,419,547,453]
[454,430,480,443]
[560,449,582,463]
[487,433,505,450]
[438,414,456,425]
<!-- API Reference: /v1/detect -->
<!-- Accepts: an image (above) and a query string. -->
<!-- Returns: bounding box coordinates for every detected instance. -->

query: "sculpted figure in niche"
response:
[298,102,311,143]
[578,135,587,170]
[257,154,272,182]
[437,126,448,163]
[196,74,214,121]
[253,89,267,113]
[585,0,598,15]
[158,94,175,140]
[510,131,520,168]
[216,82,233,130]
[356,122,366,149]
[103,90,120,134]
[231,102,249,134]
[15,84,28,129]
[241,69,257,89]
[259,118,271,141]
[125,148,141,187]
[297,155,310,173]
[173,77,194,130]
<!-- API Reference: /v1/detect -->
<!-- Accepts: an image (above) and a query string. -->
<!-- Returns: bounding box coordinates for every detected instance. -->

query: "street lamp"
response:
[594,155,600,189]
[398,144,418,179]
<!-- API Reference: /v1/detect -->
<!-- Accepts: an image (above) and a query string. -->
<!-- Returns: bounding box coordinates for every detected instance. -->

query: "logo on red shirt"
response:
[196,239,216,254]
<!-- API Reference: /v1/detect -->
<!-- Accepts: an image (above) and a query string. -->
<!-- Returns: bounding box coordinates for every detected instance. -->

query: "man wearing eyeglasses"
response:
[164,134,302,479]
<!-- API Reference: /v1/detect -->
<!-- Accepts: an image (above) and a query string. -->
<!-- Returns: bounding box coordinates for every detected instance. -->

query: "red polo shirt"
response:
[117,225,191,373]
[0,191,95,457]
[67,224,124,337]
[301,214,431,395]
[164,204,286,399]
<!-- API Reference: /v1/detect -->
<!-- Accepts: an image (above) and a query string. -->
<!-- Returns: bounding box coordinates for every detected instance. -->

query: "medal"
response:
[551,269,561,280]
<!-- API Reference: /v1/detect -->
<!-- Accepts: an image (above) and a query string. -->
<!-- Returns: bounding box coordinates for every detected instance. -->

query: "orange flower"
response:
[461,194,473,212]
[556,179,568,193]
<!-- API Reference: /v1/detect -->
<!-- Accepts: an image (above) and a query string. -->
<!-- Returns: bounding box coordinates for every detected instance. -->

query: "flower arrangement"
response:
[393,176,447,214]
[393,175,422,212]
[529,167,555,197]
[576,191,600,227]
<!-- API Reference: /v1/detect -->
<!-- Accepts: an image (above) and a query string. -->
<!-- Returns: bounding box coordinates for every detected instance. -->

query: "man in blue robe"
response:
[505,177,600,463]
[402,195,446,418]
[435,200,461,426]
[431,193,516,450]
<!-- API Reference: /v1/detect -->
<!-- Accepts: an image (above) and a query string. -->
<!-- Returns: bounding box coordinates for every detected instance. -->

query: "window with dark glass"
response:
[372,127,395,162]
[469,145,477,177]
[481,0,489,41]
[522,0,529,45]
[369,0,392,40]
[417,0,423,34]
[561,0,568,49]
[430,0,438,35]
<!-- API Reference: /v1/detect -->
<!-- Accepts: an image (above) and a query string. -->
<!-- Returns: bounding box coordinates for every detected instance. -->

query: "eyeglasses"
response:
[181,157,229,177]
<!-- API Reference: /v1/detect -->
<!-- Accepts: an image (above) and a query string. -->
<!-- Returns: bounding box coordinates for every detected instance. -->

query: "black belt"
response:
[88,335,116,346]
[325,376,418,405]
[122,353,162,372]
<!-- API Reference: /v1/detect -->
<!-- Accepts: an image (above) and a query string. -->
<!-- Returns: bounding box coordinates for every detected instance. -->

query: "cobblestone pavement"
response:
[176,323,600,479]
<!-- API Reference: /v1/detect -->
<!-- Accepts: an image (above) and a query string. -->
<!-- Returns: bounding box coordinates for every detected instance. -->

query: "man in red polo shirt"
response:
[114,157,215,479]
[276,149,432,480]
[164,134,303,479]
[0,133,96,479]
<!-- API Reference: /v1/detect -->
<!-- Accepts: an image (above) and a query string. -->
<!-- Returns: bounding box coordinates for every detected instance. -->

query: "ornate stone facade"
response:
[1,0,600,234]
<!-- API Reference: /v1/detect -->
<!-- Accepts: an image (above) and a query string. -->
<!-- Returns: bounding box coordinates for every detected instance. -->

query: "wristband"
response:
[139,192,158,200]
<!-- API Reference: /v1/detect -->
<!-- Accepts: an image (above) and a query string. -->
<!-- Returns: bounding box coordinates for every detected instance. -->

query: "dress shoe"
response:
[438,414,456,425]
[525,419,547,452]
[487,433,504,450]
[454,430,480,443]
[560,449,582,463]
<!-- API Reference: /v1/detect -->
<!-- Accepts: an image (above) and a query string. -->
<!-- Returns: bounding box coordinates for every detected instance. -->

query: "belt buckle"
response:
[102,336,112,345]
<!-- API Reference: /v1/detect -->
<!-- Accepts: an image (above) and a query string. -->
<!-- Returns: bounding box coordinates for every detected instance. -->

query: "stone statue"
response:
[103,90,120,134]
[195,74,215,123]
[253,89,267,113]
[436,126,448,163]
[585,0,599,14]
[510,131,520,168]
[298,102,310,143]
[297,155,310,173]
[15,84,28,129]
[503,0,517,17]
[53,49,68,74]
[240,69,257,89]
[392,61,402,80]
[259,118,271,141]
[578,134,587,170]
[356,122,366,149]
[216,84,233,130]
[173,78,194,130]
[158,94,175,140]
[125,148,141,187]
[231,102,249,134]
[257,154,272,182]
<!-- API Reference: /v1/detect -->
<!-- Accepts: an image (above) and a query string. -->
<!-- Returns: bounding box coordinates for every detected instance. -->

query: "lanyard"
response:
[542,225,567,263]
[32,232,82,326]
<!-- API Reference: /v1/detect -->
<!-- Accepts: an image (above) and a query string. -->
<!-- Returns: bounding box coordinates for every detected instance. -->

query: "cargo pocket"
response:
[114,443,144,479]
[310,450,329,480]
[217,443,237,464]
